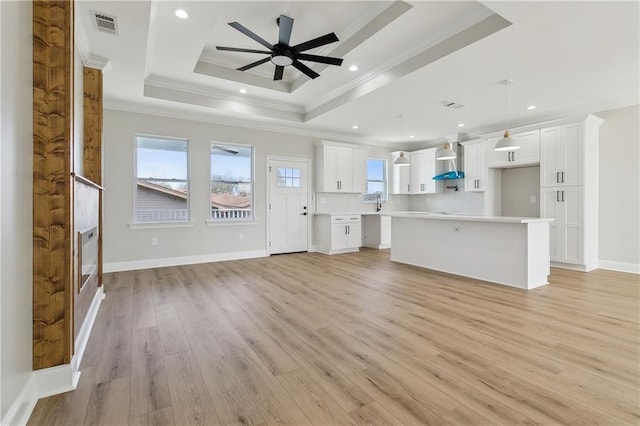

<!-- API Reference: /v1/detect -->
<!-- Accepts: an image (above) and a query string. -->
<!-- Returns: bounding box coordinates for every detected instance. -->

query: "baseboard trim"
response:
[1,287,105,425]
[73,286,105,373]
[104,249,268,273]
[1,375,36,426]
[598,260,640,274]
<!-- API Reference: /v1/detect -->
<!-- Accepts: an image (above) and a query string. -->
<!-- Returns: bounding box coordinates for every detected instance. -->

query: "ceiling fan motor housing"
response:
[271,43,294,66]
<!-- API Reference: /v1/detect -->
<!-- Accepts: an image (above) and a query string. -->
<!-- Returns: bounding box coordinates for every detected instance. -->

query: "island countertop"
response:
[385,212,553,224]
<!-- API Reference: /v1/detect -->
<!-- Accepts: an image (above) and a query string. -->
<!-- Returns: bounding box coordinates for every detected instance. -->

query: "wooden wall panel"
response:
[83,67,104,288]
[33,0,75,369]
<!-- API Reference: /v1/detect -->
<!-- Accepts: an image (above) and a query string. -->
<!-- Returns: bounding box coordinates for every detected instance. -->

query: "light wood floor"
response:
[29,249,639,425]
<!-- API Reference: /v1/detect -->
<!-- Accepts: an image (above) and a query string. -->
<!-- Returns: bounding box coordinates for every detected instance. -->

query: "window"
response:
[277,167,301,187]
[210,143,253,220]
[135,136,189,223]
[364,158,387,202]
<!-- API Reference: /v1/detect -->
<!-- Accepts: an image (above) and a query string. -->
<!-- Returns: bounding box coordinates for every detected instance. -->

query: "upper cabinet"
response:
[390,151,411,195]
[540,123,583,187]
[410,148,440,194]
[461,139,486,192]
[488,130,540,168]
[316,142,368,193]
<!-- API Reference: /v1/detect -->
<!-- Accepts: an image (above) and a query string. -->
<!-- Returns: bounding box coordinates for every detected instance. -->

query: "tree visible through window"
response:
[135,136,189,222]
[364,158,387,202]
[210,143,254,220]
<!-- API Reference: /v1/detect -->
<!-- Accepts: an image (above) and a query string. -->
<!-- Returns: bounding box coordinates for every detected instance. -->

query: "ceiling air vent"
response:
[91,10,118,35]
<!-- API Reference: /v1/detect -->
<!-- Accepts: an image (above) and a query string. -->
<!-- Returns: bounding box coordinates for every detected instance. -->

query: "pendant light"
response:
[494,79,520,152]
[394,115,410,166]
[436,106,456,160]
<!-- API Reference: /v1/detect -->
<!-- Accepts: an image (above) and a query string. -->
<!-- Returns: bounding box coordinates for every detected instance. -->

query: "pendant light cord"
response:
[505,81,510,132]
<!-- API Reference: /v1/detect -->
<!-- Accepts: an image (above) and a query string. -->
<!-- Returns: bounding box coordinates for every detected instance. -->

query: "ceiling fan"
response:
[216,14,344,81]
[212,145,238,155]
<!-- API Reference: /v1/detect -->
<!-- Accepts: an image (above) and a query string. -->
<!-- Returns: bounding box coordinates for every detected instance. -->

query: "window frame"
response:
[209,141,255,222]
[133,133,191,224]
[363,157,388,203]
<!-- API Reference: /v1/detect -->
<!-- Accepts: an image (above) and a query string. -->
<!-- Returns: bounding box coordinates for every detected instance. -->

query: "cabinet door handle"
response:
[557,191,560,202]
[407,184,410,192]
[557,172,560,183]
[562,191,565,202]
[561,172,565,183]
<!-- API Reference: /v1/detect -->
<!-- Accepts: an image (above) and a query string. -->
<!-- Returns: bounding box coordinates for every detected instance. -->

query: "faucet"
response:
[376,194,382,212]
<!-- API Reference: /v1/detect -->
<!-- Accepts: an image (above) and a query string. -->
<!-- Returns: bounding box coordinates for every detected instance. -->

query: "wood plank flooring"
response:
[28,249,639,425]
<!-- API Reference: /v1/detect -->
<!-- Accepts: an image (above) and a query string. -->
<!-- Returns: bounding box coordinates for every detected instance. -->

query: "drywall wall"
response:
[1,0,33,420]
[501,166,540,217]
[595,105,640,269]
[103,109,318,269]
[73,47,84,176]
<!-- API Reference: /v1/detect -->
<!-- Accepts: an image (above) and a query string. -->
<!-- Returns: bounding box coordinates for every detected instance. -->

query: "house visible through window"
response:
[364,158,387,202]
[210,143,253,220]
[135,136,189,223]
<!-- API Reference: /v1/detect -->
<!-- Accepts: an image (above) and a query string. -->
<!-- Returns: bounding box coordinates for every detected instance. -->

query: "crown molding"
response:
[145,75,302,113]
[84,55,110,70]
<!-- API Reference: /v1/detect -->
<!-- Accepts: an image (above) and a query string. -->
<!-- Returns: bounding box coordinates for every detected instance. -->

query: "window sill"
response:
[206,219,259,227]
[128,221,196,230]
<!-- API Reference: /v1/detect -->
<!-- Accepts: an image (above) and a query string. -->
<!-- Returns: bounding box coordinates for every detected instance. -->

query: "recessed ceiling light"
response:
[352,125,359,129]
[173,9,189,19]
[409,135,415,139]
[348,65,359,72]
[239,88,247,94]
[457,123,465,128]
[526,105,537,110]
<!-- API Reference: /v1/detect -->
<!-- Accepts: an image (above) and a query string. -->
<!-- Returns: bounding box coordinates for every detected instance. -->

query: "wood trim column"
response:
[83,67,103,286]
[33,0,75,369]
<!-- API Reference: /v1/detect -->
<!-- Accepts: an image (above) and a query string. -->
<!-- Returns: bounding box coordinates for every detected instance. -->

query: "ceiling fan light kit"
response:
[216,14,344,81]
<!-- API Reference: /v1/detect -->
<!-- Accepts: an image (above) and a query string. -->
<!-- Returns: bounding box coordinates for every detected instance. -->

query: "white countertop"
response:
[314,212,382,216]
[387,212,553,224]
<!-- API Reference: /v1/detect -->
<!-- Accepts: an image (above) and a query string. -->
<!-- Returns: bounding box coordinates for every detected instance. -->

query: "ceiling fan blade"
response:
[277,15,294,45]
[216,46,271,54]
[212,145,239,155]
[228,21,273,49]
[274,65,284,81]
[237,56,271,71]
[296,53,343,66]
[292,32,339,53]
[292,60,320,79]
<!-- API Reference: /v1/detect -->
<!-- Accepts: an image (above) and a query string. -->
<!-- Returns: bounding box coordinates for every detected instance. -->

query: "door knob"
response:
[301,212,307,215]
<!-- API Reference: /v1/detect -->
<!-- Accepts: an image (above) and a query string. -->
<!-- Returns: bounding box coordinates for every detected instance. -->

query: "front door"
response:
[268,159,309,254]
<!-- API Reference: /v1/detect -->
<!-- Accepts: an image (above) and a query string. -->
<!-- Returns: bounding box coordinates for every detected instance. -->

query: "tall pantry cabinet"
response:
[539,115,603,271]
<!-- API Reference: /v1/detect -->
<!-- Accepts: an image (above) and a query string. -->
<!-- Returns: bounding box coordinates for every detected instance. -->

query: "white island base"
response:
[389,213,553,290]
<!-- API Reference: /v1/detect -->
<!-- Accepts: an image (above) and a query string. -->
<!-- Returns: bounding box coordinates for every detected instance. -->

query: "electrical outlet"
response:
[530,195,537,204]
[151,237,158,246]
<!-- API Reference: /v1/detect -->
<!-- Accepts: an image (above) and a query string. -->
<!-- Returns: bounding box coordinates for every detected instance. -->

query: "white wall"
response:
[595,105,640,269]
[103,109,318,269]
[501,166,540,217]
[409,191,484,214]
[73,47,84,176]
[1,0,33,421]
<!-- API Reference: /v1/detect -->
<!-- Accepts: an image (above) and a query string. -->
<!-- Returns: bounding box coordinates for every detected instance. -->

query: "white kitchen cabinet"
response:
[540,123,582,187]
[488,130,540,168]
[315,214,361,255]
[316,142,367,193]
[539,115,602,271]
[410,148,440,194]
[541,187,583,264]
[461,139,486,192]
[362,214,391,249]
[390,151,411,194]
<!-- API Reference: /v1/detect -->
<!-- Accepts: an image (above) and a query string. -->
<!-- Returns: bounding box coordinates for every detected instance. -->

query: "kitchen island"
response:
[387,212,553,289]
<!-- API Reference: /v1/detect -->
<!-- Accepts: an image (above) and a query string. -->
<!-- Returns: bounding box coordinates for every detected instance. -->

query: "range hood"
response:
[433,141,464,180]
